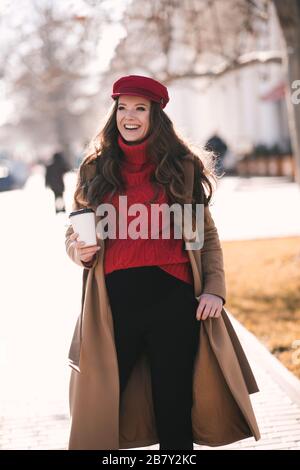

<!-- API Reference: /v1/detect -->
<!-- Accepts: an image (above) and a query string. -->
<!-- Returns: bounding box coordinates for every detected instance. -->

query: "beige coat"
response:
[65,159,261,450]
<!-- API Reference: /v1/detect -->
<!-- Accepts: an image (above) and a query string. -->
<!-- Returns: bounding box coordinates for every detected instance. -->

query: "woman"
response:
[65,75,261,450]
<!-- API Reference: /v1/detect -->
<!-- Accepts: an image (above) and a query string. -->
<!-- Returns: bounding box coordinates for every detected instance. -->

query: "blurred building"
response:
[166,3,289,163]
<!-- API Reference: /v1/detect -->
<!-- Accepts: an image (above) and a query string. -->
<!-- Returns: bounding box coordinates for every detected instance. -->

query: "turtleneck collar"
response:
[118,133,150,167]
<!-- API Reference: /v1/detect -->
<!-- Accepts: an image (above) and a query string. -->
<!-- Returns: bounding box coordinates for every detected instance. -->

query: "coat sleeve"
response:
[201,205,226,306]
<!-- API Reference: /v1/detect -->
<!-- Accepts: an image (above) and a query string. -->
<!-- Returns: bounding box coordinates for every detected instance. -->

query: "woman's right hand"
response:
[69,232,101,263]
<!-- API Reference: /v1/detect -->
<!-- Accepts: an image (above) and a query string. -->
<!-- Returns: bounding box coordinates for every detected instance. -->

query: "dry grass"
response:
[221,236,300,379]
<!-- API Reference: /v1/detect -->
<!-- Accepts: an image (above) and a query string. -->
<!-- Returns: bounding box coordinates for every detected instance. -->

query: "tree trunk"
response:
[273,0,300,185]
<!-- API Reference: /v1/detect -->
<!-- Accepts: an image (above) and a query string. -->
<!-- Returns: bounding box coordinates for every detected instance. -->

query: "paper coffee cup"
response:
[69,208,97,247]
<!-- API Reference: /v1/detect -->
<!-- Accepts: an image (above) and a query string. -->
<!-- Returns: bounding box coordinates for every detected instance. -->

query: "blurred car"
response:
[0,159,14,191]
[0,157,30,191]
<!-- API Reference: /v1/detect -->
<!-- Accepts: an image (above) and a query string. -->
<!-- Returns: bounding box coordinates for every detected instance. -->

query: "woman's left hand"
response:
[196,293,223,321]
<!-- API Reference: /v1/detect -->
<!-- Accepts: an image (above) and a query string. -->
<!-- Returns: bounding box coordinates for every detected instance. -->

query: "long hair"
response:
[73,99,221,215]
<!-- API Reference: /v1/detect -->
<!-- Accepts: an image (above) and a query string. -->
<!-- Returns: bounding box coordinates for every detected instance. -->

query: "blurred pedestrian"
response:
[64,75,260,450]
[205,133,228,176]
[45,151,69,213]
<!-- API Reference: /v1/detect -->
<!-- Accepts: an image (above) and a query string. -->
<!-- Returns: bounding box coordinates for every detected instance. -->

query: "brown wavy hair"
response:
[73,98,221,216]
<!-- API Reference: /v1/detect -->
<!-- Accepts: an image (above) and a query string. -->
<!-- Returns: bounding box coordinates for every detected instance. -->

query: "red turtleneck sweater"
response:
[102,134,194,285]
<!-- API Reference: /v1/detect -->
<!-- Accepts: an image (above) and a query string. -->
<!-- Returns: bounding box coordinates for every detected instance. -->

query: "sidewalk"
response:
[0,173,299,450]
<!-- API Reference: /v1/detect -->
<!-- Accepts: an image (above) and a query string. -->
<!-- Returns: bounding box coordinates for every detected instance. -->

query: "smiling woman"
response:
[65,74,261,450]
[116,95,151,143]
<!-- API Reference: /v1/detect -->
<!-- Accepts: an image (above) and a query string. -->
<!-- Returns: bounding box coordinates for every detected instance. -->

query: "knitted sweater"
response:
[102,134,194,285]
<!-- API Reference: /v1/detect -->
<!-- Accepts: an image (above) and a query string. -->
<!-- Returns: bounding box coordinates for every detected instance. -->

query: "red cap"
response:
[111,75,169,109]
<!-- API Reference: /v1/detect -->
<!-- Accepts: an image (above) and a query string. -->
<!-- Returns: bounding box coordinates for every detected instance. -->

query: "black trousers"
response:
[105,265,201,450]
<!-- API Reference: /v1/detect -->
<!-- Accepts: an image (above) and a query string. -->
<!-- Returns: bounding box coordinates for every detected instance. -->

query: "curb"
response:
[228,311,300,407]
